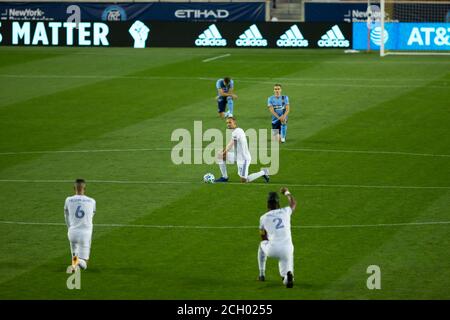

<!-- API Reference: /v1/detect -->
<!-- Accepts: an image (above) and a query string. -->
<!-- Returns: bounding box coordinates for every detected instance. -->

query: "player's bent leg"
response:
[258,241,269,281]
[226,96,234,116]
[238,161,252,183]
[271,124,281,143]
[78,245,90,270]
[216,152,229,182]
[78,259,88,270]
[247,168,269,183]
[281,119,287,143]
[279,248,294,288]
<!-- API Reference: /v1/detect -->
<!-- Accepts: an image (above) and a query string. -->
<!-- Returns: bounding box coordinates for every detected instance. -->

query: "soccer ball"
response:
[203,173,215,183]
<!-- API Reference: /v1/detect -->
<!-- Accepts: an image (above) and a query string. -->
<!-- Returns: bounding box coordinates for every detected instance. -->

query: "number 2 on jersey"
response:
[273,218,284,229]
[75,205,85,219]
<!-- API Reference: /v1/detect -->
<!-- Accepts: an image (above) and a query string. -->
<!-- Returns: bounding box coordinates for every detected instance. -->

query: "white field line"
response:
[202,54,231,62]
[0,220,449,230]
[0,147,449,158]
[0,179,449,190]
[0,74,448,89]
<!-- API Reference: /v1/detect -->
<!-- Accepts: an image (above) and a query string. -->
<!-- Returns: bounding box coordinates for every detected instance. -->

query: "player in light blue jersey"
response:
[267,84,290,143]
[216,77,237,118]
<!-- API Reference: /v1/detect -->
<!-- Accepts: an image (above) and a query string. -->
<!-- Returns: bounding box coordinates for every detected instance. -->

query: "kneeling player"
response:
[215,117,269,183]
[216,77,237,118]
[64,179,96,271]
[258,187,297,288]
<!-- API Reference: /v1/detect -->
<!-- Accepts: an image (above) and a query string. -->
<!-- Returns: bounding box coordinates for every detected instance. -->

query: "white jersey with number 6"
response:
[259,207,293,245]
[64,195,96,232]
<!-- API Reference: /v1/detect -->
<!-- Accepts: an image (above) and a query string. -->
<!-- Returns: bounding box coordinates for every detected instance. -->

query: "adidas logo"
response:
[195,24,226,47]
[317,25,350,48]
[235,24,267,47]
[277,25,309,47]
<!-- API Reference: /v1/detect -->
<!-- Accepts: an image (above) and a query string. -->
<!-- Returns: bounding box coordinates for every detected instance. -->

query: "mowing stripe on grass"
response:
[1,220,449,229]
[1,74,447,89]
[202,54,231,62]
[0,179,448,189]
[0,147,448,158]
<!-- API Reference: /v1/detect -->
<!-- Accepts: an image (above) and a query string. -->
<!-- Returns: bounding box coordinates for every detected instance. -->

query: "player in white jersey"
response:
[215,117,269,183]
[258,187,297,288]
[64,179,96,271]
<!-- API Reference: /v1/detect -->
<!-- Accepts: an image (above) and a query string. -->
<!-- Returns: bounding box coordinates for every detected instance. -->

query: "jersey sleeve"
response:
[229,79,234,89]
[285,96,290,105]
[259,216,265,230]
[216,80,222,89]
[93,199,96,215]
[284,206,293,216]
[267,96,272,107]
[64,198,70,227]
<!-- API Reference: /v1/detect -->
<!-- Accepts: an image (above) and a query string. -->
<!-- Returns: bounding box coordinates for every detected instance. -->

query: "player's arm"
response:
[279,104,290,122]
[64,201,70,228]
[260,228,268,241]
[218,88,237,98]
[268,105,281,120]
[228,83,238,99]
[281,187,297,212]
[220,138,235,159]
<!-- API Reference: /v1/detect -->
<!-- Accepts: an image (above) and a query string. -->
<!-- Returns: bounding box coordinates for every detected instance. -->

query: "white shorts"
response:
[226,152,251,178]
[260,240,294,277]
[68,229,92,260]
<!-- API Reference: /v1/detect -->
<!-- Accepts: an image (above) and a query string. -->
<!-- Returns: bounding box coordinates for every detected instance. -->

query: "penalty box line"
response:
[0,220,449,230]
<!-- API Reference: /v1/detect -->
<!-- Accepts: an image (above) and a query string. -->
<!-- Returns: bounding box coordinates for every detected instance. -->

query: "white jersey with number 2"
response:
[64,195,96,232]
[259,207,293,245]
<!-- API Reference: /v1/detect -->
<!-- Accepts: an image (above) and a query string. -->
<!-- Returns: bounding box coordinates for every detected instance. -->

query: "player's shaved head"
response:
[274,84,282,88]
[74,178,86,194]
[224,77,231,84]
[267,192,280,210]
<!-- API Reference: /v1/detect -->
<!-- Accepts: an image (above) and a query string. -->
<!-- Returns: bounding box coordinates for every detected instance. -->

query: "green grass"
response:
[0,47,449,299]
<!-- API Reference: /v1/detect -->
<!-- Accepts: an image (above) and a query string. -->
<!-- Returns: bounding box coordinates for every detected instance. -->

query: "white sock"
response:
[247,170,265,182]
[78,259,87,270]
[258,245,266,276]
[218,161,228,179]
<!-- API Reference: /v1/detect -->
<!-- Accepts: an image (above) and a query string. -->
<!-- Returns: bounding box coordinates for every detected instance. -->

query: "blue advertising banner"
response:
[305,2,374,23]
[306,2,450,23]
[0,2,265,22]
[353,22,450,51]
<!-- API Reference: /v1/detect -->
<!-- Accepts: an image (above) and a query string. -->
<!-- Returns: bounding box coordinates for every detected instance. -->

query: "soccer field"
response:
[0,47,449,299]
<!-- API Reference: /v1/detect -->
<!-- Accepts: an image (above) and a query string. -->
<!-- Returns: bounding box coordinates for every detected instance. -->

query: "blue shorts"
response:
[272,120,281,132]
[217,98,227,113]
[272,117,287,133]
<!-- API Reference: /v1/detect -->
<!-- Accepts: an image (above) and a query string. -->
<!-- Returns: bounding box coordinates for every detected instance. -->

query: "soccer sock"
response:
[78,259,87,270]
[281,123,287,139]
[227,97,234,114]
[258,245,266,276]
[247,170,265,182]
[218,160,228,179]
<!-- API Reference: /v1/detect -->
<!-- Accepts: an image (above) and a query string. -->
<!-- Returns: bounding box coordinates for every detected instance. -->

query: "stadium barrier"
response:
[0,20,352,48]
